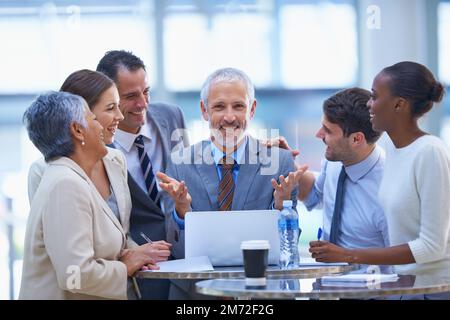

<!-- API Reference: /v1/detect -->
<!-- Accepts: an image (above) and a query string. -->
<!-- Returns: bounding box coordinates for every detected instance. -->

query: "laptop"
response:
[185,210,280,266]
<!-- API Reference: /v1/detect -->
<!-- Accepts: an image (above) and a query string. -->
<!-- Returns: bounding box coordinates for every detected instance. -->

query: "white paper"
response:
[321,273,399,287]
[299,257,349,267]
[143,256,214,273]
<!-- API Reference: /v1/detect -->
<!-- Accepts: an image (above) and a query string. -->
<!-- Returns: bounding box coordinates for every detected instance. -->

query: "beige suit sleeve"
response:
[42,177,128,300]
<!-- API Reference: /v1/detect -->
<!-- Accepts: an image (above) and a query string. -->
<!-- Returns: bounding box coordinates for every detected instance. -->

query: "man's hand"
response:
[156,171,192,219]
[263,136,300,159]
[135,241,172,262]
[271,165,308,210]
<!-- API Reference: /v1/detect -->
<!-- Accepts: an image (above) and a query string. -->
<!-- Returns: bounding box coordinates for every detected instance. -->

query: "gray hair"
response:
[23,91,87,162]
[200,67,255,107]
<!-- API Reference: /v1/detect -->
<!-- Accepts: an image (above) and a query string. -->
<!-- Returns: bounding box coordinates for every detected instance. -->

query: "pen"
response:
[132,278,142,299]
[317,227,323,241]
[134,233,153,300]
[140,232,153,244]
[135,232,154,298]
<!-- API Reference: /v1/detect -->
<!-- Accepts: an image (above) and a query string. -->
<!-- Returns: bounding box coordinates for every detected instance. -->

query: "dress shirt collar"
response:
[344,145,382,183]
[210,136,248,166]
[114,115,152,152]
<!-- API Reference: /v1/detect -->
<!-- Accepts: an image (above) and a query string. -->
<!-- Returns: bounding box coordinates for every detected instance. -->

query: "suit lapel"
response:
[232,137,262,210]
[127,173,163,214]
[54,157,126,242]
[102,154,127,226]
[195,141,220,209]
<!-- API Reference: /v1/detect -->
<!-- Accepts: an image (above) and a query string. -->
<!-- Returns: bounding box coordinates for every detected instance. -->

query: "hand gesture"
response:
[271,165,308,210]
[156,171,192,219]
[263,136,300,159]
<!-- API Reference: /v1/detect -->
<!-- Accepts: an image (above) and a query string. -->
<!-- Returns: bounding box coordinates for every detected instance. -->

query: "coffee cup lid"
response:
[241,240,270,250]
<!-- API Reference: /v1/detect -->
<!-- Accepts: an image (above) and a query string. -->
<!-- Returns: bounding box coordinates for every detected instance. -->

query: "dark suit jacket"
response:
[116,102,189,299]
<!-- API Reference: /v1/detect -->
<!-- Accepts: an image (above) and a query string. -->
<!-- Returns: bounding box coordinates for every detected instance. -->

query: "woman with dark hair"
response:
[309,62,450,299]
[28,69,124,201]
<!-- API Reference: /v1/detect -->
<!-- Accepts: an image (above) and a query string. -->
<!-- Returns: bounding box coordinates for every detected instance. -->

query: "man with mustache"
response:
[157,67,299,299]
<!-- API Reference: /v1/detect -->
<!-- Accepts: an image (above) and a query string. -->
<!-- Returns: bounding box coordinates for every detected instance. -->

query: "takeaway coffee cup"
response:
[241,240,270,286]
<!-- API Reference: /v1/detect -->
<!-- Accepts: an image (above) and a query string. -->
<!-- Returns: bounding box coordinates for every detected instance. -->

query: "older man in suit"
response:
[96,50,189,299]
[157,67,301,299]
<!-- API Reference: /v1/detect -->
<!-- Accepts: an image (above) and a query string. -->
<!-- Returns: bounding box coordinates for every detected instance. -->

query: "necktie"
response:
[329,165,347,244]
[134,135,160,206]
[218,156,235,211]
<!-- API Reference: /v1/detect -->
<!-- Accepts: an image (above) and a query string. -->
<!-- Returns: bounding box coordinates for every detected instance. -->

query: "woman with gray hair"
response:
[27,70,172,289]
[19,91,156,300]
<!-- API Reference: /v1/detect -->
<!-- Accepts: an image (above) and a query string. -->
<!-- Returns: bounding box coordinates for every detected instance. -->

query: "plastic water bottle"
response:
[278,200,300,269]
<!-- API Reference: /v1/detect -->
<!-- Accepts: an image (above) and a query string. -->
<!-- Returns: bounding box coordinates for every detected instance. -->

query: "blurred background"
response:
[1,0,449,299]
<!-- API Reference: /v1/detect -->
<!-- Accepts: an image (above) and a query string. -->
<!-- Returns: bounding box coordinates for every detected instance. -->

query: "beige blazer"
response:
[20,154,130,300]
[27,147,137,249]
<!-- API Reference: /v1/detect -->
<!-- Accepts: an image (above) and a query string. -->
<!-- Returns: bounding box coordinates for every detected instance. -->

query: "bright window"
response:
[0,5,155,93]
[438,2,450,83]
[164,12,272,91]
[280,2,358,88]
[163,0,357,91]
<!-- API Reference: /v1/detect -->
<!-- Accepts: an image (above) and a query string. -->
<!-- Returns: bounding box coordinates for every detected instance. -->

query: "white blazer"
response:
[20,153,130,300]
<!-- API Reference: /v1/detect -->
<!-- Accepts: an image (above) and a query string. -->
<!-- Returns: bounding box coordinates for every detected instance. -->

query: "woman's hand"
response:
[135,241,172,262]
[140,263,160,272]
[309,240,353,263]
[120,249,156,276]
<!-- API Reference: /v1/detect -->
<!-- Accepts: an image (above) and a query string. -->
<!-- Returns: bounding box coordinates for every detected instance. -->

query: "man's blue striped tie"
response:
[134,135,160,207]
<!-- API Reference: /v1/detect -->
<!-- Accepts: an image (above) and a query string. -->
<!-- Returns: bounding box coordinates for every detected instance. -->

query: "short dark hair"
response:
[96,50,146,83]
[382,61,445,118]
[60,69,114,109]
[323,87,381,144]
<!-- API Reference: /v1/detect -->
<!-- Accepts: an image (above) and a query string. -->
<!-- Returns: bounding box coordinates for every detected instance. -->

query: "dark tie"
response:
[329,165,347,244]
[134,135,160,206]
[218,157,235,211]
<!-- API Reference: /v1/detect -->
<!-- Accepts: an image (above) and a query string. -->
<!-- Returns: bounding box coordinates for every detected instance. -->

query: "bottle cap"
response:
[282,200,293,207]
